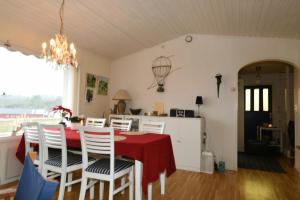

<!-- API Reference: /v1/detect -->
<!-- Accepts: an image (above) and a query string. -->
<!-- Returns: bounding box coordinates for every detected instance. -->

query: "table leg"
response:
[160,170,166,195]
[135,160,143,200]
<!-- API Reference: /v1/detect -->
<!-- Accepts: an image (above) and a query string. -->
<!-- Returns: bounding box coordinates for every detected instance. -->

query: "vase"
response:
[70,122,80,130]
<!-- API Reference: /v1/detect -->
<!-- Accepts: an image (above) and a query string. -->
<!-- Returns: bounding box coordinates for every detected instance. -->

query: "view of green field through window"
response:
[0,47,64,135]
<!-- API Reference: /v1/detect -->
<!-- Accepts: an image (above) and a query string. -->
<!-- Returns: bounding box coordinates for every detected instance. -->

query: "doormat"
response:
[238,152,285,173]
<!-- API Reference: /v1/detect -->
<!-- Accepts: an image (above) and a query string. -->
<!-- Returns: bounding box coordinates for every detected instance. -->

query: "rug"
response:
[238,152,285,173]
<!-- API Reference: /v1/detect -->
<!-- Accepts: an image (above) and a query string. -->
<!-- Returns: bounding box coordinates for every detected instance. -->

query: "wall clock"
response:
[185,35,193,43]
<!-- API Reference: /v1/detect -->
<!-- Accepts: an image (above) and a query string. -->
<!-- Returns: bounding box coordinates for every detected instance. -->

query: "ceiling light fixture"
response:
[255,66,262,84]
[41,0,78,70]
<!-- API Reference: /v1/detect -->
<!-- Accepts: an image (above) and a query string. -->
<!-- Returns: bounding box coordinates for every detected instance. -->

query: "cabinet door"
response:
[177,119,201,172]
[163,118,182,168]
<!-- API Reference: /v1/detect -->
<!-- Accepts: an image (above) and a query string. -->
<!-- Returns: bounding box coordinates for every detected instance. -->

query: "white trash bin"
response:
[201,151,214,174]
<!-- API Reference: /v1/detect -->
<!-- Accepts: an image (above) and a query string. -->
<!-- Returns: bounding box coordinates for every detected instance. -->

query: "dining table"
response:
[15,128,176,200]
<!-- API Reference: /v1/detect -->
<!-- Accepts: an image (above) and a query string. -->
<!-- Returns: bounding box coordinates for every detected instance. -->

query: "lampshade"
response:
[113,89,131,100]
[196,96,203,105]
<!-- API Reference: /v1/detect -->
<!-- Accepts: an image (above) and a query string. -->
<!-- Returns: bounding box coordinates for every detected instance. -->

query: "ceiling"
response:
[239,61,294,74]
[0,0,300,59]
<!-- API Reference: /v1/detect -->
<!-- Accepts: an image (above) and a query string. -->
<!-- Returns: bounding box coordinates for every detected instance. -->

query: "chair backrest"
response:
[15,155,58,200]
[79,126,115,176]
[22,122,40,157]
[86,117,106,128]
[40,124,67,165]
[110,119,132,131]
[140,121,165,134]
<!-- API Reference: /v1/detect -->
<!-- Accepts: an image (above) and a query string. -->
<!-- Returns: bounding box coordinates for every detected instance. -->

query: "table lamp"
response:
[113,89,131,114]
[195,96,203,117]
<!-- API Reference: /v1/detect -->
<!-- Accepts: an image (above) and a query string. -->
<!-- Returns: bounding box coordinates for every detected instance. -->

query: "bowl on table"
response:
[130,108,142,115]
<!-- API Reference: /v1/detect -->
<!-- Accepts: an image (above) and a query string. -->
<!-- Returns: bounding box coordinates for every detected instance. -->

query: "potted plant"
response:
[51,105,72,127]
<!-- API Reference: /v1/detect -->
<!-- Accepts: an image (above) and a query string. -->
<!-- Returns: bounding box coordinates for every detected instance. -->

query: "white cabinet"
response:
[109,115,203,172]
[0,136,23,185]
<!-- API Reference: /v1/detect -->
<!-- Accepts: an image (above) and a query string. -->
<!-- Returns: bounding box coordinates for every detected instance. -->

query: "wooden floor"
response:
[1,158,300,200]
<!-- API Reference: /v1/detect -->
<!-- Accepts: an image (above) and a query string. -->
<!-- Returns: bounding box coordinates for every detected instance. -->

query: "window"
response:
[0,47,65,136]
[245,89,251,111]
[254,89,260,111]
[244,86,271,112]
[263,89,269,111]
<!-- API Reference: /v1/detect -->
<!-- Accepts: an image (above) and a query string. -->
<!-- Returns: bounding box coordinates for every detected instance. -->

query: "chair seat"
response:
[45,153,95,167]
[35,148,61,161]
[86,158,134,175]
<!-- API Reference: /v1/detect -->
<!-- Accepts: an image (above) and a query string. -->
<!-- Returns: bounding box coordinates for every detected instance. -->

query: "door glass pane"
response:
[263,88,269,111]
[245,89,251,111]
[254,89,260,111]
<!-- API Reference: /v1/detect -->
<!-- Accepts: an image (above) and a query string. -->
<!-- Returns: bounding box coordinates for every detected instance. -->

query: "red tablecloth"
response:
[16,128,176,193]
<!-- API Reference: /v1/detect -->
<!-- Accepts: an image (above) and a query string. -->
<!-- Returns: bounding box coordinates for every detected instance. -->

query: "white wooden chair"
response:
[79,126,134,200]
[140,121,166,200]
[23,122,42,171]
[110,119,132,131]
[86,117,106,128]
[40,124,95,200]
[140,121,165,134]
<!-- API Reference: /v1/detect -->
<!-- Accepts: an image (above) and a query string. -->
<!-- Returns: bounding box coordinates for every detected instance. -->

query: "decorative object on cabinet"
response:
[113,89,131,114]
[176,109,185,117]
[130,108,142,115]
[97,76,109,95]
[113,104,118,114]
[154,102,164,115]
[215,73,222,98]
[195,96,203,117]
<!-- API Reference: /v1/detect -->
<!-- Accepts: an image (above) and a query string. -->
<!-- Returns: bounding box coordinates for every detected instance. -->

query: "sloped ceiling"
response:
[0,0,300,59]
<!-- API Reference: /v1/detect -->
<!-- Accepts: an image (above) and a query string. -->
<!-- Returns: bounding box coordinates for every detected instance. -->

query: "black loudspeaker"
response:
[170,109,177,117]
[185,110,195,118]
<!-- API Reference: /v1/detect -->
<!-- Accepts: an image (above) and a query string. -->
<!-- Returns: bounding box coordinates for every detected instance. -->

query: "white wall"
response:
[110,34,300,170]
[77,50,111,118]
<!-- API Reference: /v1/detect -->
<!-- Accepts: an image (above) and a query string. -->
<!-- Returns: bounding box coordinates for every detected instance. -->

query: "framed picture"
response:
[86,73,96,88]
[97,76,109,95]
[85,88,94,103]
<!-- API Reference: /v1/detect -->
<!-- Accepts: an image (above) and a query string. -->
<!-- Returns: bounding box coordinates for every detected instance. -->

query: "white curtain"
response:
[62,67,79,115]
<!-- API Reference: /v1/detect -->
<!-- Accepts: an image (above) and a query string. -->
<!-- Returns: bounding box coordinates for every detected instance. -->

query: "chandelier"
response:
[41,0,78,70]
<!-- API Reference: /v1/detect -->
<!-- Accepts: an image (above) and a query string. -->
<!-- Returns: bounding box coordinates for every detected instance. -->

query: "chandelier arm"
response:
[59,0,65,34]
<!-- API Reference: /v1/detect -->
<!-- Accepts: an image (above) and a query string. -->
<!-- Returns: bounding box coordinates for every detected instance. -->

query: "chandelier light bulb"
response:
[50,38,55,46]
[42,42,47,49]
[70,43,74,50]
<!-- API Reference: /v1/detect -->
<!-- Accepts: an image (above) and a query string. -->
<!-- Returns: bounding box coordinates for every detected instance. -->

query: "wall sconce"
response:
[215,74,222,98]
